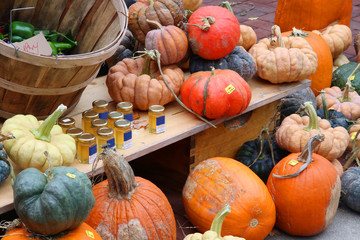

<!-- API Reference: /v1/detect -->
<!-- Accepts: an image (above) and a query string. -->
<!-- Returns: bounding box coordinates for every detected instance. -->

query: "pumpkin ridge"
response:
[229,78,245,115]
[201,74,212,116]
[163,27,178,62]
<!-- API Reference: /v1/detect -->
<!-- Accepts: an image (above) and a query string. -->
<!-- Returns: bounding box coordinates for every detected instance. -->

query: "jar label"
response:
[124,113,133,122]
[99,111,109,120]
[123,131,132,149]
[89,144,97,164]
[107,138,115,148]
[156,116,166,133]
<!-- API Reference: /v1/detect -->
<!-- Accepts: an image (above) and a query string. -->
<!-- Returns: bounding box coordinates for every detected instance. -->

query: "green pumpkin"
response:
[0,143,10,185]
[341,167,360,213]
[332,62,360,94]
[14,166,95,236]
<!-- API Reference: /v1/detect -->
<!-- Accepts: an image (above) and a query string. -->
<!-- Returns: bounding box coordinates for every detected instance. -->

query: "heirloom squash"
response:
[189,46,257,81]
[2,222,102,240]
[128,0,185,43]
[183,0,202,12]
[280,87,316,120]
[187,6,240,60]
[106,55,184,110]
[341,167,360,213]
[85,147,176,240]
[180,68,251,119]
[182,157,276,240]
[332,62,360,95]
[267,134,341,236]
[238,25,257,51]
[274,0,352,32]
[0,137,11,186]
[0,105,76,172]
[249,25,318,84]
[14,160,95,236]
[276,102,349,160]
[145,20,188,65]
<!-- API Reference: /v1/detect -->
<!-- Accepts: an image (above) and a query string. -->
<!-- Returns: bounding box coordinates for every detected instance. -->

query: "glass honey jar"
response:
[116,102,133,128]
[148,105,165,134]
[77,133,97,164]
[91,118,108,136]
[82,110,99,133]
[58,117,76,133]
[97,127,115,154]
[107,111,124,128]
[66,127,83,158]
[114,119,132,149]
[92,99,109,120]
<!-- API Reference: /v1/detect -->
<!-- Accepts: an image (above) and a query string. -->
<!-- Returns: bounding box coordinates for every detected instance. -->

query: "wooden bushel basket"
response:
[0,0,128,119]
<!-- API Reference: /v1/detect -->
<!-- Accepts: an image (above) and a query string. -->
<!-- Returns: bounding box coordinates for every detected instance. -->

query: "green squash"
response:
[14,166,95,236]
[341,167,360,213]
[332,62,360,94]
[0,143,10,185]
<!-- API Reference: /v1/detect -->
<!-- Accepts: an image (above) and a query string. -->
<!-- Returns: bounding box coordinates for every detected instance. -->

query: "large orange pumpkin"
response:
[182,157,276,240]
[282,29,333,95]
[267,134,341,236]
[85,148,176,240]
[2,222,102,240]
[274,0,352,32]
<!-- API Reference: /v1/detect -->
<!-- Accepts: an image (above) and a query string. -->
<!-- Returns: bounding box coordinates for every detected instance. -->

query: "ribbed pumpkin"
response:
[267,134,341,236]
[187,6,240,60]
[85,148,176,240]
[183,157,276,240]
[341,167,360,213]
[280,87,316,120]
[145,20,188,65]
[180,68,252,119]
[274,0,352,32]
[128,0,185,43]
[282,29,333,95]
[2,223,102,240]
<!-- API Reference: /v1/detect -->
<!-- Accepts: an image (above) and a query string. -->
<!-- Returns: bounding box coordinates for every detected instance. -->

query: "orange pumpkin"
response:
[267,134,341,236]
[2,222,102,240]
[182,157,276,240]
[85,148,176,240]
[282,29,333,95]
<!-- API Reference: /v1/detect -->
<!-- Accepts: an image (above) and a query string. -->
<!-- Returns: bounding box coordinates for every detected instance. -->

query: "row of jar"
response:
[57,100,166,164]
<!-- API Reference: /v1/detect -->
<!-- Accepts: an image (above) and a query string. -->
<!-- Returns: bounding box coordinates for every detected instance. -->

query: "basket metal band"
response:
[0,70,99,96]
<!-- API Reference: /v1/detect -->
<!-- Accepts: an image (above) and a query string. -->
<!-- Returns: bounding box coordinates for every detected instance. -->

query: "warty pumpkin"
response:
[267,134,341,236]
[187,6,240,60]
[85,147,176,240]
[128,0,185,43]
[276,102,349,160]
[145,20,188,65]
[2,222,102,240]
[106,54,184,110]
[182,157,276,240]
[180,68,252,119]
[238,25,257,51]
[249,25,318,84]
[274,0,352,32]
[332,62,360,95]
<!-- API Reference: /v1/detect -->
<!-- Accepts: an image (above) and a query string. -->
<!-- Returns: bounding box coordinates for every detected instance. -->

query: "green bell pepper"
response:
[11,21,34,39]
[9,35,24,42]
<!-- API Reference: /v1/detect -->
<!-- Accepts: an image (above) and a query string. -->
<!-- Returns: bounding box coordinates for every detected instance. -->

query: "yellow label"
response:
[225,84,235,94]
[351,132,357,140]
[288,159,299,166]
[350,75,355,81]
[86,230,95,239]
[66,173,76,179]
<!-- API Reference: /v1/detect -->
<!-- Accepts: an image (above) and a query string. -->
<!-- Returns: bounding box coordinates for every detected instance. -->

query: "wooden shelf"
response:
[0,74,310,215]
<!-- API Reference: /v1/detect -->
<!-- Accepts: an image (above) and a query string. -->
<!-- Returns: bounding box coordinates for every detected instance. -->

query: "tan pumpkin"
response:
[106,55,184,110]
[145,20,188,65]
[183,0,202,12]
[313,24,352,59]
[249,25,318,84]
[331,159,344,177]
[333,54,350,71]
[238,25,257,51]
[316,86,360,121]
[276,102,349,160]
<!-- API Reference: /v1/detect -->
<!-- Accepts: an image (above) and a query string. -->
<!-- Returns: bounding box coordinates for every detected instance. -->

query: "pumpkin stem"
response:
[273,134,324,178]
[303,102,320,132]
[218,1,255,16]
[44,151,54,182]
[340,62,360,102]
[0,133,15,141]
[146,19,163,30]
[0,218,22,231]
[271,25,285,48]
[344,128,360,170]
[210,204,231,238]
[218,1,234,13]
[187,16,216,31]
[100,147,138,200]
[29,104,67,142]
[320,90,329,119]
[149,0,154,6]
[289,27,309,37]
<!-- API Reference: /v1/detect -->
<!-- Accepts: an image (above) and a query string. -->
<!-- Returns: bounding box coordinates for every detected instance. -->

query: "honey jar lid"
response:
[66,127,83,136]
[108,111,124,120]
[58,117,75,126]
[114,119,131,128]
[78,133,96,142]
[92,99,108,108]
[97,127,114,136]
[82,109,99,119]
[117,102,133,110]
[91,118,107,127]
[149,105,165,113]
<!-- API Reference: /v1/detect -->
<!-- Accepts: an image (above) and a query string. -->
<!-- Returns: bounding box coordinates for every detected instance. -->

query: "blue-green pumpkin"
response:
[341,167,360,213]
[0,143,10,185]
[14,166,95,236]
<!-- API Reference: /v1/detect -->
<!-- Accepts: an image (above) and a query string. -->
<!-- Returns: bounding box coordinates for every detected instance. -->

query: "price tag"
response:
[350,75,355,81]
[86,230,95,239]
[13,32,52,55]
[288,159,299,166]
[225,84,235,94]
[351,132,358,140]
[66,173,76,178]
